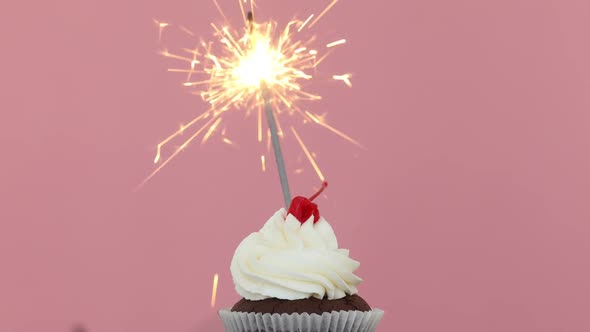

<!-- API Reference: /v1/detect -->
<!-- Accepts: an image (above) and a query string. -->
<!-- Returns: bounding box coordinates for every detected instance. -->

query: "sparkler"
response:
[145,0,361,205]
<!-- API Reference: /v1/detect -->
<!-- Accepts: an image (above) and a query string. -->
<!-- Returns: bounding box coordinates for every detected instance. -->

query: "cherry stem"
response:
[309,181,328,202]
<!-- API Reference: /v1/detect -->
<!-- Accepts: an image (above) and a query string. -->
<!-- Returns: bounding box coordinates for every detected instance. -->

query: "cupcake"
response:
[219,183,384,331]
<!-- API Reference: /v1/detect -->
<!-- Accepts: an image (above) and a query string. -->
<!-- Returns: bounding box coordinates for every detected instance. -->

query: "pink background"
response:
[1,0,590,331]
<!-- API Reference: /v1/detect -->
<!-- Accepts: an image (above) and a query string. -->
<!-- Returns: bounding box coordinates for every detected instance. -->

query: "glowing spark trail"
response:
[211,273,219,308]
[326,39,346,48]
[291,126,325,181]
[153,19,169,41]
[261,155,266,172]
[309,0,339,28]
[222,137,236,146]
[146,0,359,190]
[333,73,352,87]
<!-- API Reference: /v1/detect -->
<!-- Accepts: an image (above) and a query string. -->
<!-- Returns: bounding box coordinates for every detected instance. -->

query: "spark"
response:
[138,116,217,189]
[304,110,364,148]
[153,110,213,164]
[222,137,236,146]
[154,19,169,41]
[261,155,266,172]
[298,14,314,32]
[146,0,359,183]
[326,39,346,48]
[158,49,192,62]
[212,0,230,24]
[168,69,197,73]
[257,107,263,142]
[211,273,219,308]
[179,25,195,36]
[238,0,247,24]
[290,126,325,181]
[202,116,223,144]
[333,73,352,87]
[309,0,339,28]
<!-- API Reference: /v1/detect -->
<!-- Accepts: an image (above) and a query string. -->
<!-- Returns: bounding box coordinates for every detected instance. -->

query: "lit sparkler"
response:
[144,0,361,202]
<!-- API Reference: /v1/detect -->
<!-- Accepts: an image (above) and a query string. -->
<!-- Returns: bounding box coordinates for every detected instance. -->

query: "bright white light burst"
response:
[143,0,361,186]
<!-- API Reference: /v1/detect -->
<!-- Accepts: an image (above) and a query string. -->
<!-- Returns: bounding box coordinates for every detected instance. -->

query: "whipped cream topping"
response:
[230,208,362,301]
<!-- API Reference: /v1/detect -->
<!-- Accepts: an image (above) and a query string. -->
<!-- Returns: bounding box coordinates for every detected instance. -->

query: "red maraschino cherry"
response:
[287,181,328,223]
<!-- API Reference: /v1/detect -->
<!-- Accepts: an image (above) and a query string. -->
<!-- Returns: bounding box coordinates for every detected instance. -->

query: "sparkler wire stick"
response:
[263,89,291,207]
[248,11,291,207]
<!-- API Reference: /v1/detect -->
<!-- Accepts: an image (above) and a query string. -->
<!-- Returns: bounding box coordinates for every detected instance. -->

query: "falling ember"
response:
[222,137,236,146]
[201,117,223,144]
[304,110,364,148]
[298,14,314,32]
[179,25,195,37]
[290,127,325,182]
[257,107,263,142]
[144,0,361,185]
[309,0,340,28]
[333,74,352,87]
[261,155,266,172]
[211,273,219,308]
[326,39,346,48]
[153,19,169,41]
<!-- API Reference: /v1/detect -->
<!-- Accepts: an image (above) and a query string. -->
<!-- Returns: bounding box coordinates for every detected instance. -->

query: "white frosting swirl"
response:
[230,208,362,301]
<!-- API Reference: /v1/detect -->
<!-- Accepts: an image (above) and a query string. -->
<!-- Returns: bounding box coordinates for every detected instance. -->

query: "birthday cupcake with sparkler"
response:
[219,182,383,332]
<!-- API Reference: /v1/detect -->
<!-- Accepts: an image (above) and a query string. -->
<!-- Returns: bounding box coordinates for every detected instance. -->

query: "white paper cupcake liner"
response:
[219,308,384,332]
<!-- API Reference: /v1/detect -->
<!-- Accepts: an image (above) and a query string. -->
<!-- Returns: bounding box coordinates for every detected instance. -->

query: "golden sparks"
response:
[153,19,169,41]
[222,137,236,146]
[145,0,358,186]
[261,154,266,172]
[333,73,352,87]
[211,273,219,308]
[326,39,346,48]
[291,126,325,181]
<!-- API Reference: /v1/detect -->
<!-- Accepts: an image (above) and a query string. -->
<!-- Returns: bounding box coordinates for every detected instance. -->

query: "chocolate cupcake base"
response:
[231,294,371,315]
[219,306,384,332]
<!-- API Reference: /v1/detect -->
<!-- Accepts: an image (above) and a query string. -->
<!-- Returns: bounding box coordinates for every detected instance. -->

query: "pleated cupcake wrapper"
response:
[218,308,384,332]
